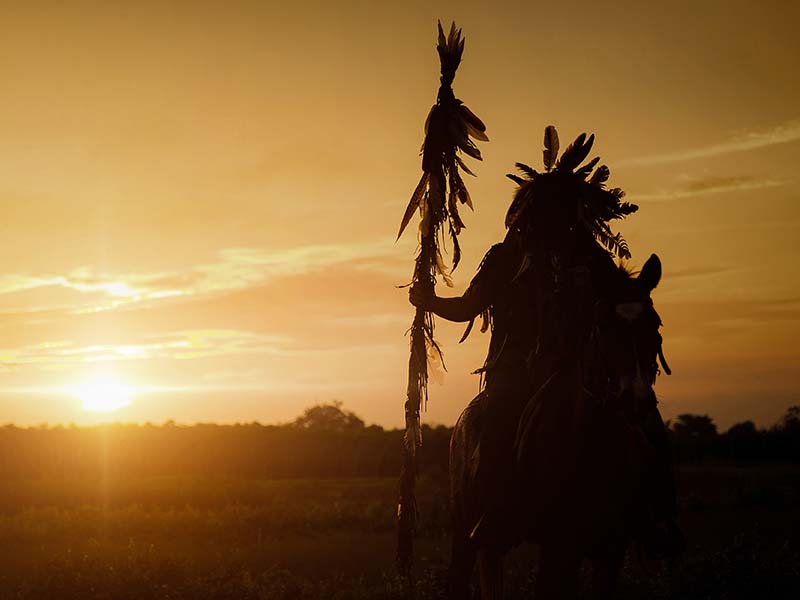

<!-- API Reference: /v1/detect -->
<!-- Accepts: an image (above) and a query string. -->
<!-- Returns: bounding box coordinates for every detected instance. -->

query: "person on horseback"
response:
[409,127,683,558]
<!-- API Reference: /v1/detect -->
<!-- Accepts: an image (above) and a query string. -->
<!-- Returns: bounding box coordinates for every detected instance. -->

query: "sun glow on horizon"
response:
[70,376,136,413]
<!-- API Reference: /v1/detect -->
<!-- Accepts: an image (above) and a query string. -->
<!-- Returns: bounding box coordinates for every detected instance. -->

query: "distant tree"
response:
[672,414,718,440]
[293,401,365,433]
[724,420,760,462]
[769,405,800,463]
[726,420,757,438]
[670,414,718,462]
[779,405,800,433]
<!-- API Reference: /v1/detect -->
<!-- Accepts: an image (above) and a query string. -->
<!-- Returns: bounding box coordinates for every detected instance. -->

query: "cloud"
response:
[332,312,409,327]
[0,271,191,315]
[633,175,785,202]
[193,241,399,294]
[0,329,293,367]
[0,239,404,316]
[659,297,800,344]
[666,266,731,280]
[619,119,800,167]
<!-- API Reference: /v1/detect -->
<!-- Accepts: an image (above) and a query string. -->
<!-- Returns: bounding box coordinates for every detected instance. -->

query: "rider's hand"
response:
[409,284,436,310]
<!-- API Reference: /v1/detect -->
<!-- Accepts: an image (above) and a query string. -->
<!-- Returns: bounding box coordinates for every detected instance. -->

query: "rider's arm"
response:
[426,283,492,322]
[409,241,518,322]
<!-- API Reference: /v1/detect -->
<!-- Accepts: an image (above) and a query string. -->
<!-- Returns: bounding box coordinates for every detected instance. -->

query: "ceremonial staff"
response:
[395,21,487,576]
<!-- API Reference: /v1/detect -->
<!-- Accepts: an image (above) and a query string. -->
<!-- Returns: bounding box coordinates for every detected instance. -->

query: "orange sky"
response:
[0,1,797,429]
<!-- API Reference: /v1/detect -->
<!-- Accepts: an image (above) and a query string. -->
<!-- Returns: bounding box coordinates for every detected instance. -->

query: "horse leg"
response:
[448,523,476,600]
[535,543,581,600]
[477,547,503,600]
[590,542,627,600]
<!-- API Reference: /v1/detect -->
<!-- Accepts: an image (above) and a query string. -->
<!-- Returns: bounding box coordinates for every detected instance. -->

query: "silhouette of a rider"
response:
[410,129,683,557]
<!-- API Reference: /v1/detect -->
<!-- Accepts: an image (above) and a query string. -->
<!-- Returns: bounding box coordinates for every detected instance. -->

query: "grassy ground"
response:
[0,466,797,598]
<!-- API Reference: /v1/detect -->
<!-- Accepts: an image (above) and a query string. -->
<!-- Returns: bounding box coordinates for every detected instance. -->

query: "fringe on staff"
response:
[395,21,487,577]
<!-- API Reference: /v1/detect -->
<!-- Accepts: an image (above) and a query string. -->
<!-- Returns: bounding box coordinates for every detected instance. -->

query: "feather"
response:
[506,173,526,185]
[436,248,454,287]
[575,156,600,179]
[505,192,530,228]
[458,104,487,140]
[515,162,539,180]
[457,185,473,209]
[458,318,475,343]
[449,223,462,270]
[543,125,559,171]
[448,21,457,47]
[437,21,463,81]
[457,137,483,161]
[609,232,632,260]
[556,132,585,172]
[464,118,489,142]
[448,115,470,152]
[448,184,465,233]
[479,309,491,333]
[418,179,432,235]
[589,164,610,186]
[558,133,594,173]
[454,155,476,177]
[592,221,632,260]
[426,334,446,372]
[397,173,428,240]
[658,347,672,376]
[450,170,472,209]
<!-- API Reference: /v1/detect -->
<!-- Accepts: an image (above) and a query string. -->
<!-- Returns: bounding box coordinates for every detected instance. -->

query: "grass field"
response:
[0,467,797,599]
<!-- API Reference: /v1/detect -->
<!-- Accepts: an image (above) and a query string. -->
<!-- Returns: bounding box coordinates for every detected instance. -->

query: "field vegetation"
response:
[0,403,797,598]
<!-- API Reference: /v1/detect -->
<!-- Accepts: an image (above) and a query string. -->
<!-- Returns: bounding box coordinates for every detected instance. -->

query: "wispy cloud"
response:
[633,175,785,202]
[0,326,396,369]
[0,239,402,316]
[619,119,800,167]
[0,271,190,314]
[666,266,731,280]
[0,329,292,367]
[331,312,409,327]
[194,241,398,294]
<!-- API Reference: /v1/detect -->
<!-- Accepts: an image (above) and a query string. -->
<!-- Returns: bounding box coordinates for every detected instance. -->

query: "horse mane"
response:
[616,260,637,278]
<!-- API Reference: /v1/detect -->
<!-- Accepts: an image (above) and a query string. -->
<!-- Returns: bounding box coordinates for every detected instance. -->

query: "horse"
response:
[448,253,669,599]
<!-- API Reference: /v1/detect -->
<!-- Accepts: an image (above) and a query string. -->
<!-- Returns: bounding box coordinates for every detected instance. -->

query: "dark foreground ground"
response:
[0,466,797,599]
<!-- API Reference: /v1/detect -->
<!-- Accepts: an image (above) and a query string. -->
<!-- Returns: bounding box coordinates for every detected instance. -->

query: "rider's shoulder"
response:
[488,232,524,260]
[477,240,518,273]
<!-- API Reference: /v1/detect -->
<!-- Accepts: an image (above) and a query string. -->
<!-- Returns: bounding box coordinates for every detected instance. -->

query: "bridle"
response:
[581,298,671,418]
[582,318,620,409]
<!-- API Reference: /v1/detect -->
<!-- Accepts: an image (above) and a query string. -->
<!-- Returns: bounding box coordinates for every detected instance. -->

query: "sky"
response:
[0,1,797,430]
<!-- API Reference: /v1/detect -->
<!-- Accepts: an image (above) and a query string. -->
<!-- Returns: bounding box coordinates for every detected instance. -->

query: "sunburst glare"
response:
[70,376,136,413]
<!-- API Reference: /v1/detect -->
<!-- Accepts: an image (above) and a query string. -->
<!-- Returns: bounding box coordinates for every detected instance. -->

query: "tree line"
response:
[0,402,797,479]
[668,406,800,463]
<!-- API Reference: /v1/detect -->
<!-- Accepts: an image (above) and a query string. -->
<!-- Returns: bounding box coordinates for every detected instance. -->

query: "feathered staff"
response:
[396,21,487,576]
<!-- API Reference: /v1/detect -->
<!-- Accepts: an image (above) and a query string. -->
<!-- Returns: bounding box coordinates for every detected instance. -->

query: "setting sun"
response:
[71,377,135,413]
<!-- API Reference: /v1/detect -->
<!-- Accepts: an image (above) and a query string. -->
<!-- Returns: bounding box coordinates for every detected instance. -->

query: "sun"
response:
[71,376,135,413]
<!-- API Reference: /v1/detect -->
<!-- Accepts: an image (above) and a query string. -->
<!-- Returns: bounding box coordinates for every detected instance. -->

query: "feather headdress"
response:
[505,126,638,259]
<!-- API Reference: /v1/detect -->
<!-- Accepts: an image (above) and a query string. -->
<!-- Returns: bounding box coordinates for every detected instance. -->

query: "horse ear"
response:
[638,253,662,292]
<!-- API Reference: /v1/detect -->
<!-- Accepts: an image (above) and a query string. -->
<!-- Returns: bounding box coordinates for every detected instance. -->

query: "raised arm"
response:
[409,278,491,322]
[408,240,519,322]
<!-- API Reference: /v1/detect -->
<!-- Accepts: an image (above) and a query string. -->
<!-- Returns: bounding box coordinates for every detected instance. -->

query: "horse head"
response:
[586,253,670,421]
